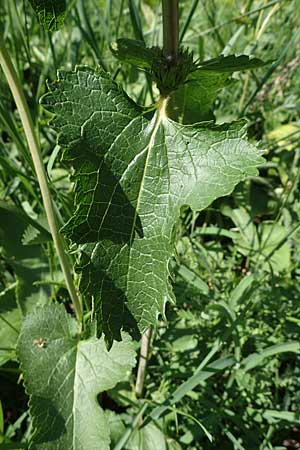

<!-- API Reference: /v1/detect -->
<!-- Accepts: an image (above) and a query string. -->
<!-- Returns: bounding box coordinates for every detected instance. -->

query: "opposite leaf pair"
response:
[113,38,266,122]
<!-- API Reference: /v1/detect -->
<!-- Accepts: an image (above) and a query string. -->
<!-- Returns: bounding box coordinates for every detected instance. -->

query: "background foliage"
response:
[0,0,300,449]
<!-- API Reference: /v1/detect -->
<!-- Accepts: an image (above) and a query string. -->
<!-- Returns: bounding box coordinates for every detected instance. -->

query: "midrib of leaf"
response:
[95,115,142,241]
[124,98,169,323]
[130,97,168,243]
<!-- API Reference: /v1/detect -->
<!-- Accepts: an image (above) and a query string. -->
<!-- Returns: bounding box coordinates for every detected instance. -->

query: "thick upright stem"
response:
[0,37,82,323]
[162,0,179,62]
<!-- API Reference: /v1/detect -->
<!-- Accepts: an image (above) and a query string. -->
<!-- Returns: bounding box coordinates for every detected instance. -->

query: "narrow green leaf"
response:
[225,430,247,450]
[197,54,267,72]
[113,403,149,450]
[128,0,144,42]
[41,67,263,345]
[241,342,300,372]
[262,410,300,424]
[196,226,237,239]
[177,265,209,295]
[114,356,233,450]
[17,304,136,450]
[229,274,255,310]
[145,356,235,424]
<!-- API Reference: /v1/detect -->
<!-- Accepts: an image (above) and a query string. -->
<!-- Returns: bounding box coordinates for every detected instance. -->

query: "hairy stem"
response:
[162,0,179,61]
[0,37,82,323]
[135,326,153,397]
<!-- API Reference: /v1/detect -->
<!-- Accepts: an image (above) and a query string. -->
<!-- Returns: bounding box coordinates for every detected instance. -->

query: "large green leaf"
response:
[17,304,136,450]
[27,0,67,31]
[41,67,263,345]
[168,54,266,124]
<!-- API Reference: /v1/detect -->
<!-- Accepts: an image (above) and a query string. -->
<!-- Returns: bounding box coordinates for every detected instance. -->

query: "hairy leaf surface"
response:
[111,38,156,69]
[28,0,67,31]
[197,54,266,72]
[42,67,263,345]
[168,54,266,124]
[17,304,136,450]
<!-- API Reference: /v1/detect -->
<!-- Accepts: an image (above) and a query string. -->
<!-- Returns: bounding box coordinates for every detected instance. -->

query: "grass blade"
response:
[144,356,235,424]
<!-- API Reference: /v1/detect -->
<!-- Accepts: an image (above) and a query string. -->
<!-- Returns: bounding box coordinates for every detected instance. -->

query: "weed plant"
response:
[0,1,300,449]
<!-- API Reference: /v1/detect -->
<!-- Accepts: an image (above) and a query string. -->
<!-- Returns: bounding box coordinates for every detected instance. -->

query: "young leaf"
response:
[111,39,156,70]
[17,304,136,450]
[28,0,67,31]
[41,67,264,345]
[197,54,267,72]
[168,54,266,124]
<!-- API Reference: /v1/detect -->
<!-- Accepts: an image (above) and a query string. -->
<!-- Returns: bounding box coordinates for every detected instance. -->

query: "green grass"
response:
[0,1,300,449]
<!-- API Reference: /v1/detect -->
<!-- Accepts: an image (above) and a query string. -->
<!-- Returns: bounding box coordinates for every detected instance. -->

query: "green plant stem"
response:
[135,326,153,397]
[162,0,179,61]
[0,37,82,323]
[113,402,148,450]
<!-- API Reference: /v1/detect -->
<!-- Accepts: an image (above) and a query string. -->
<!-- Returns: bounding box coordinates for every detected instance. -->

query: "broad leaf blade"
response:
[41,67,264,345]
[168,70,230,123]
[168,54,266,124]
[17,304,136,450]
[28,0,67,31]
